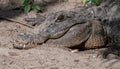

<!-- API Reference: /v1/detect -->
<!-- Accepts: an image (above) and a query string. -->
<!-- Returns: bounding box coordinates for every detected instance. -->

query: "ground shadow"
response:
[0,0,63,21]
[102,18,120,59]
[0,9,23,20]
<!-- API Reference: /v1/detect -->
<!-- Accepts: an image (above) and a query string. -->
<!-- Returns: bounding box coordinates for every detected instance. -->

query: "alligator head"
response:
[13,9,109,49]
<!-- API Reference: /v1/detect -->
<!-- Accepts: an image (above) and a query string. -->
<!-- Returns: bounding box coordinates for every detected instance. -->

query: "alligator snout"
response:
[13,31,49,49]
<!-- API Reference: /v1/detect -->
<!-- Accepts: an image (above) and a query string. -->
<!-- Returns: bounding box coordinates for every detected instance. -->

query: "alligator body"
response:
[14,0,120,49]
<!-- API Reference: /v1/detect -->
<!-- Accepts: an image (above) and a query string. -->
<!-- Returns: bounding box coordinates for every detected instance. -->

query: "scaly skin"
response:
[13,0,120,49]
[13,10,107,49]
[13,11,94,49]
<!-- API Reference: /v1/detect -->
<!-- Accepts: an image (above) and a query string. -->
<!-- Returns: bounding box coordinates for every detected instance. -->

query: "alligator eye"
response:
[56,14,65,22]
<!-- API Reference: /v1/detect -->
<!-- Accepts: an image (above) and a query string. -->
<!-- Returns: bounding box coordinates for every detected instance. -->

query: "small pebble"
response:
[71,49,79,53]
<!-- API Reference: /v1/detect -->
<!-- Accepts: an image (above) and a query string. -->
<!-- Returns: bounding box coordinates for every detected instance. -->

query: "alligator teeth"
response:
[19,44,23,46]
[23,44,26,49]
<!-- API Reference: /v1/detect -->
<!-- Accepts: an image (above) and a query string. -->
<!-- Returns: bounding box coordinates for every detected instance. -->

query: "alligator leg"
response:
[85,20,107,49]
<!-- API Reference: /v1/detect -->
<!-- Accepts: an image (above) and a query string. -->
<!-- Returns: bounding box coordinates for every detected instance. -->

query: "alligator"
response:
[13,0,120,50]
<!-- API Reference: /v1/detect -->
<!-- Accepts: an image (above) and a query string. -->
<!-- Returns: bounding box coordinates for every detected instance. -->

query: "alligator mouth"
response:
[13,41,37,49]
[13,29,71,49]
[13,31,49,49]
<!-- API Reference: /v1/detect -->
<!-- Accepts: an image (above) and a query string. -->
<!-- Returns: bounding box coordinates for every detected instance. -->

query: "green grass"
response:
[22,0,44,13]
[83,0,102,5]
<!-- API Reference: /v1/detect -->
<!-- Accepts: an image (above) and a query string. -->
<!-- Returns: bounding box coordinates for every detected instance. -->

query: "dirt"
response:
[0,0,120,69]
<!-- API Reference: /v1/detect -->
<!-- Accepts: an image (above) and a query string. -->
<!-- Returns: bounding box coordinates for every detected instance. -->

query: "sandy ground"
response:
[0,0,120,69]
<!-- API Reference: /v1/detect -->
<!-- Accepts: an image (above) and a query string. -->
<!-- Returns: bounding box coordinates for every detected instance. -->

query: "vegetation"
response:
[21,0,44,13]
[83,0,102,5]
[64,0,69,2]
[21,0,102,13]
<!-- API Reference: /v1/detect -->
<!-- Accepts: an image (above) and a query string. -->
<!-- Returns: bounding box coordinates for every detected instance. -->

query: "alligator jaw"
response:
[13,31,50,49]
